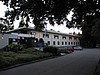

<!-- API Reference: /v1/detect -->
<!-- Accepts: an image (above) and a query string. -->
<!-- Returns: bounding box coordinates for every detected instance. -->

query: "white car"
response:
[73,45,83,50]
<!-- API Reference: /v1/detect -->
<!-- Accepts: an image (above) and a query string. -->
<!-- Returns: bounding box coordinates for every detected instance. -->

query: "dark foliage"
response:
[1,44,24,52]
[43,46,58,55]
[0,18,13,33]
[1,0,100,29]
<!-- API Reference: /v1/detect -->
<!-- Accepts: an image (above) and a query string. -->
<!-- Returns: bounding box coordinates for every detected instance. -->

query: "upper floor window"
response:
[62,36,66,39]
[54,35,59,39]
[74,37,77,40]
[69,37,72,40]
[43,34,49,38]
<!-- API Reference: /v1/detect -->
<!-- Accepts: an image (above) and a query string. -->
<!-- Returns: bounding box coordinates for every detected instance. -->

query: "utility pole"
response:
[44,24,47,45]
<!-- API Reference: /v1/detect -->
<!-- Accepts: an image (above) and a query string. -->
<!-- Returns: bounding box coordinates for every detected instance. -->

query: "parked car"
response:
[58,46,74,54]
[66,46,74,52]
[73,45,83,50]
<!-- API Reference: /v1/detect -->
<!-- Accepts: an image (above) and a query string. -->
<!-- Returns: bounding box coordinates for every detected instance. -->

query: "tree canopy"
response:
[0,0,100,29]
[0,18,13,33]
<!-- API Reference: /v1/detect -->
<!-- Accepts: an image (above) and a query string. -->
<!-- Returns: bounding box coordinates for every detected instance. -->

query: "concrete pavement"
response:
[0,49,100,75]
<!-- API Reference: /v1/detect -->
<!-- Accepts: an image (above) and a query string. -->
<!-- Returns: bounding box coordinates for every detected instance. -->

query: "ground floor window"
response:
[53,41,55,45]
[47,41,50,45]
[62,42,64,45]
[65,42,67,45]
[68,42,70,45]
[58,41,60,45]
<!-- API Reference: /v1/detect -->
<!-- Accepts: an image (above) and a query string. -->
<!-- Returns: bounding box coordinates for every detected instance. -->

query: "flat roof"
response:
[5,27,81,37]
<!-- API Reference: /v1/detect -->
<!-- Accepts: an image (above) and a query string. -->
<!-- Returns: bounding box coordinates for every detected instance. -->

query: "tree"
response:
[91,19,100,44]
[0,18,13,33]
[0,0,99,28]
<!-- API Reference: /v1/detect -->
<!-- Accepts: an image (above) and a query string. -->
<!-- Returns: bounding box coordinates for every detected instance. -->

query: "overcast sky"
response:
[0,1,81,34]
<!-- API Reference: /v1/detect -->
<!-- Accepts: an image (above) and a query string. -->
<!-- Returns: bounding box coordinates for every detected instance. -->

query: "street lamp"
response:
[30,32,36,47]
[44,24,47,44]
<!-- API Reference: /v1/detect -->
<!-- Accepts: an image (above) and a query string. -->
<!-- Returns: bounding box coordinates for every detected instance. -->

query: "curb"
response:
[0,55,61,71]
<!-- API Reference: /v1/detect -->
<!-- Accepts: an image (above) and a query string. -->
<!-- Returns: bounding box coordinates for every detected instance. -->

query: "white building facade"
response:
[29,30,80,47]
[0,27,80,49]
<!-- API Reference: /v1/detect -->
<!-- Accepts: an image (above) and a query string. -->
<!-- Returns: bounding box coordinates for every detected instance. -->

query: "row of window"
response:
[47,41,80,46]
[43,34,78,40]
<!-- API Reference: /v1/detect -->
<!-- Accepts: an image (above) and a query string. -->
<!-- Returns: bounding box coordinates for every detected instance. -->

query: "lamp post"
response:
[30,32,36,47]
[44,24,47,45]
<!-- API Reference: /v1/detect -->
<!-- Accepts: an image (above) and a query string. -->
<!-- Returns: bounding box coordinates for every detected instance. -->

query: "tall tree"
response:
[0,18,13,33]
[0,0,100,28]
[91,18,100,44]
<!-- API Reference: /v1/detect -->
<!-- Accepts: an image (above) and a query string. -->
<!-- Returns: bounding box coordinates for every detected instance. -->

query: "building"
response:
[0,27,80,49]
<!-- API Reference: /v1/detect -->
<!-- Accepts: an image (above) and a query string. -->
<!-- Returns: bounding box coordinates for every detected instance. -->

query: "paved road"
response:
[0,49,100,75]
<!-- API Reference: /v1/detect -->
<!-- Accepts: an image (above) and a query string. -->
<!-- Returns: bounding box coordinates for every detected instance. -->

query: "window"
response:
[62,42,64,45]
[68,42,70,45]
[48,41,50,45]
[58,41,60,45]
[13,39,16,42]
[54,35,59,39]
[69,37,72,40]
[65,42,67,45]
[74,42,75,45]
[53,41,55,45]
[62,36,66,39]
[74,37,77,40]
[71,42,72,45]
[43,34,49,38]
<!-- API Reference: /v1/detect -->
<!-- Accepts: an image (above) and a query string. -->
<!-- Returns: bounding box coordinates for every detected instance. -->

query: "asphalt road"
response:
[0,49,100,75]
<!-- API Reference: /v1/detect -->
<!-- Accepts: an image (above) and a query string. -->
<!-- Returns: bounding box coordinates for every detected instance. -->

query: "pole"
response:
[44,25,47,44]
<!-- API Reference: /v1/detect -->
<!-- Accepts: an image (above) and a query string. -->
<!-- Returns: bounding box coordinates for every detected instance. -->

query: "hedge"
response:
[43,46,58,55]
[0,50,53,69]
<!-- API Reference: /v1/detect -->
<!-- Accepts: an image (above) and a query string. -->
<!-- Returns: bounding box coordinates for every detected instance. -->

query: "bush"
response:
[0,56,16,68]
[18,48,37,54]
[0,51,16,57]
[1,44,24,52]
[15,54,40,63]
[0,51,53,69]
[43,46,58,55]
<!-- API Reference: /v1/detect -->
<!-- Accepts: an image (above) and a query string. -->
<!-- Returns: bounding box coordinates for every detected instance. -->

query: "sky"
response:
[0,1,81,34]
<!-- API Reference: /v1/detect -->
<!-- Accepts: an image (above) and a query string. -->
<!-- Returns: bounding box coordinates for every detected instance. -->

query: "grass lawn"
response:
[0,48,53,69]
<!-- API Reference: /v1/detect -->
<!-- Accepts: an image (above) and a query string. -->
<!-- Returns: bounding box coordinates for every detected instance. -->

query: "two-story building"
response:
[0,27,81,49]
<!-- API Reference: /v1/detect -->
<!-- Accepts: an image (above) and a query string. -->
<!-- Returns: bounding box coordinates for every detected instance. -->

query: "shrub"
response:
[0,49,54,69]
[1,44,24,52]
[0,51,16,57]
[18,48,37,54]
[15,54,39,63]
[43,46,58,55]
[0,56,16,68]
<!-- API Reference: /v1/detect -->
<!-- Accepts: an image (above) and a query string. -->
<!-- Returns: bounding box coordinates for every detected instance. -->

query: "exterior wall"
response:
[0,29,80,49]
[0,34,9,49]
[28,31,80,47]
